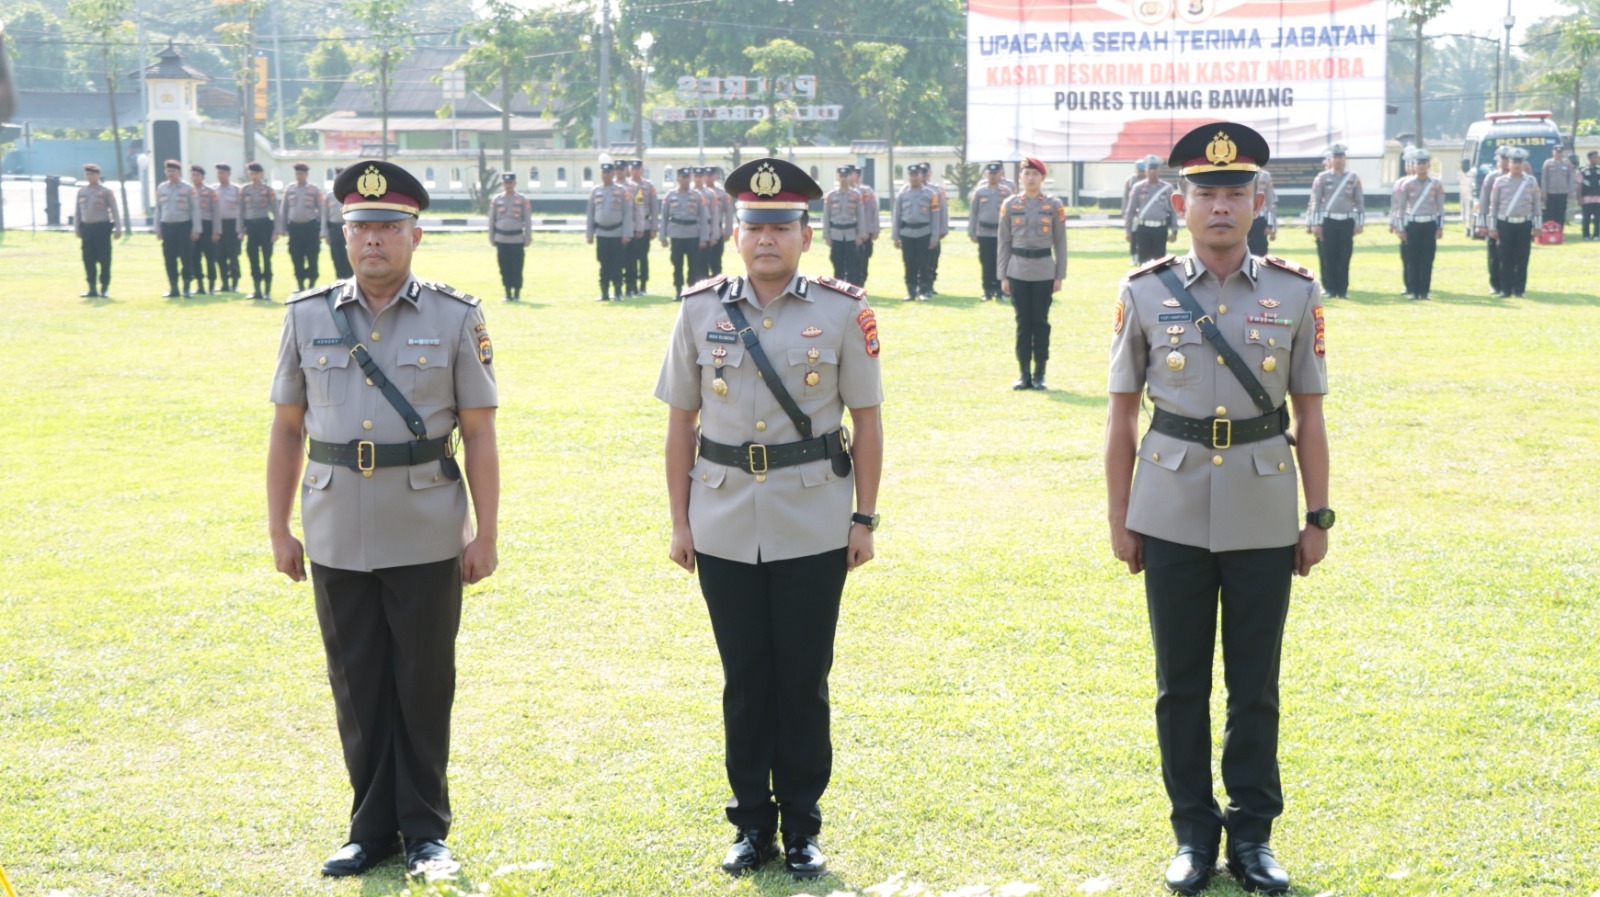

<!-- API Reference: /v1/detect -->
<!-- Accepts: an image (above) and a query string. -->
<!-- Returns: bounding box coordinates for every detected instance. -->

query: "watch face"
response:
[1314,508,1336,529]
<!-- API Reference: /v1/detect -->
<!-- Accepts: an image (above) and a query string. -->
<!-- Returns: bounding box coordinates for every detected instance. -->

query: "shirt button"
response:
[1268,338,1276,347]
[701,473,708,482]
[1169,336,1179,344]
[1152,452,1160,462]
[1217,355,1226,365]
[309,475,317,484]
[418,356,427,365]
[370,331,380,341]
[1278,462,1286,471]
[1213,455,1224,466]
[1215,406,1227,416]
[433,474,441,482]
[755,421,766,432]
[762,318,773,329]
[318,356,327,365]
[1219,304,1228,314]
[366,378,375,386]
[362,420,373,430]
[755,474,766,483]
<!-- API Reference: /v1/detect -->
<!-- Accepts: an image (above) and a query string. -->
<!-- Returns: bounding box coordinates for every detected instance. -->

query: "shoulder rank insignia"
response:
[426,280,482,305]
[1263,255,1315,280]
[285,281,342,303]
[681,273,729,298]
[814,275,866,300]
[1128,254,1178,279]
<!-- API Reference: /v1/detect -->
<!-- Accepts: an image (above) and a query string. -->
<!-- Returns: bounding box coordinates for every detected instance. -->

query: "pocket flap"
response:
[798,459,838,487]
[303,460,333,490]
[1252,444,1294,476]
[409,461,455,489]
[696,345,745,367]
[787,346,839,366]
[301,350,351,371]
[1142,441,1187,471]
[397,351,450,370]
[691,456,728,488]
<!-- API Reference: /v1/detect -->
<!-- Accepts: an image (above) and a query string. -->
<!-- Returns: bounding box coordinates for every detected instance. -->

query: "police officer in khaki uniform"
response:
[1126,154,1178,264]
[1476,146,1512,294]
[923,164,950,295]
[1247,166,1277,257]
[1389,148,1446,301]
[1305,144,1363,299]
[214,163,243,293]
[851,167,880,287]
[587,162,635,301]
[659,167,712,295]
[823,165,869,285]
[268,160,499,881]
[627,160,659,295]
[969,162,1014,301]
[189,165,220,295]
[488,172,532,302]
[1488,147,1543,298]
[657,157,883,881]
[280,162,327,291]
[893,164,939,301]
[709,166,735,277]
[75,163,119,298]
[1541,143,1575,226]
[1105,122,1332,897]
[1580,150,1600,240]
[324,167,353,281]
[998,156,1066,390]
[155,159,201,298]
[239,161,279,299]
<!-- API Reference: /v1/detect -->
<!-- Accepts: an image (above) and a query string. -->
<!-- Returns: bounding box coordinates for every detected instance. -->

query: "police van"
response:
[1459,111,1563,236]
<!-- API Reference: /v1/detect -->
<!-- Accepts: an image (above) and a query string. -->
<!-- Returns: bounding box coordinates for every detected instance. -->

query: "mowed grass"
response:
[1,223,1598,897]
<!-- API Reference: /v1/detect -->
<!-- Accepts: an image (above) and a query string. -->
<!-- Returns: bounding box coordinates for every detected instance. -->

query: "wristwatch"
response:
[1306,507,1336,530]
[851,512,880,531]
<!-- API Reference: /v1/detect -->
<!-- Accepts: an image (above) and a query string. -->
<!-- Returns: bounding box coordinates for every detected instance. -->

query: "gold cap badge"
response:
[751,163,781,197]
[356,165,388,199]
[1206,132,1238,166]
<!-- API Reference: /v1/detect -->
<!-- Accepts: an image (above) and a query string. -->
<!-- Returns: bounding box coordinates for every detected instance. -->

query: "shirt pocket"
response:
[303,460,334,491]
[690,455,728,489]
[1241,324,1289,388]
[696,344,745,402]
[1150,326,1204,386]
[300,348,351,406]
[1252,443,1294,478]
[396,347,453,407]
[787,345,838,397]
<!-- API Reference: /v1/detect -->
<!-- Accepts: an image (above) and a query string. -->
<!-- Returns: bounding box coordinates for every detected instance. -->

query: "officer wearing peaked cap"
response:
[969,162,1014,301]
[1488,146,1542,298]
[268,159,498,882]
[657,157,883,881]
[1106,123,1331,897]
[1476,145,1513,293]
[1306,143,1363,299]
[1125,154,1177,264]
[75,163,119,297]
[1389,148,1445,300]
[489,171,532,301]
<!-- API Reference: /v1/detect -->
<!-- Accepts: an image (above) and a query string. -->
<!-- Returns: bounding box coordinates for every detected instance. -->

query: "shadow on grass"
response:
[1043,389,1109,409]
[748,866,856,896]
[81,295,118,306]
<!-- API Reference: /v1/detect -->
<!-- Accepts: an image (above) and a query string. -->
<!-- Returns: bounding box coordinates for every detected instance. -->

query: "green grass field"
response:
[1,224,1598,897]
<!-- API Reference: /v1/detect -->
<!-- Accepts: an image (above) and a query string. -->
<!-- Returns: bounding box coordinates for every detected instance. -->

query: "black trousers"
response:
[628,229,652,291]
[899,234,931,297]
[327,226,353,280]
[1011,278,1053,375]
[287,220,321,288]
[596,236,625,297]
[218,219,242,285]
[1246,216,1269,257]
[859,239,874,285]
[1133,225,1168,264]
[1486,233,1502,292]
[1142,535,1294,849]
[709,238,726,276]
[244,217,274,283]
[495,242,525,290]
[1545,193,1567,224]
[159,222,194,287]
[1319,218,1355,296]
[79,221,113,290]
[1402,222,1438,297]
[191,224,218,286]
[927,239,942,288]
[1583,202,1600,239]
[1497,220,1533,296]
[976,234,999,296]
[312,557,462,843]
[1398,228,1410,288]
[670,237,699,291]
[829,239,860,285]
[697,548,847,836]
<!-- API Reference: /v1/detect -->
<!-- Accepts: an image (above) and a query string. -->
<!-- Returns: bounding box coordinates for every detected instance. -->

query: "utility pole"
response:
[597,0,611,149]
[272,0,287,150]
[1502,2,1515,112]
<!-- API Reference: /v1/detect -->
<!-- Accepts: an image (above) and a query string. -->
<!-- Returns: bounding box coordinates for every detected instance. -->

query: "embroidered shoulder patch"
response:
[815,275,866,300]
[427,281,482,305]
[1128,255,1178,280]
[1113,298,1125,334]
[285,281,341,303]
[1263,255,1314,280]
[856,308,880,358]
[681,273,728,298]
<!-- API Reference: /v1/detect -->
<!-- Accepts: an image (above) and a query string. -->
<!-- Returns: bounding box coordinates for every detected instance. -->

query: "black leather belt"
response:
[828,221,859,228]
[495,227,524,234]
[1149,406,1288,450]
[595,223,622,232]
[1011,247,1050,258]
[308,435,454,471]
[698,430,848,475]
[899,226,930,235]
[670,217,699,225]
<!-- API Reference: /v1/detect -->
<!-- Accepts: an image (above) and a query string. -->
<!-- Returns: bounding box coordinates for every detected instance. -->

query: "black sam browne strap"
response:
[326,288,429,440]
[719,281,815,439]
[1153,266,1276,415]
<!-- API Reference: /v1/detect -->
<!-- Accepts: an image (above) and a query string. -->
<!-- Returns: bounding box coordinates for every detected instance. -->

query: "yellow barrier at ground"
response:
[0,862,17,897]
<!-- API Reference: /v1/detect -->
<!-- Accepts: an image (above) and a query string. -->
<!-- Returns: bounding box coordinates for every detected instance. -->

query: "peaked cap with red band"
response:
[724,157,822,224]
[1168,122,1269,187]
[332,159,430,222]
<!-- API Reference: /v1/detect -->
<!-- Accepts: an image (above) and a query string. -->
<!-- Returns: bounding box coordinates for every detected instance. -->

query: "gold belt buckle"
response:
[357,440,376,475]
[1211,419,1232,450]
[747,443,769,475]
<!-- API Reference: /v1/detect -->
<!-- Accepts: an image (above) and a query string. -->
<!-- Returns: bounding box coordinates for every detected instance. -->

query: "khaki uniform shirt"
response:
[1542,157,1575,195]
[156,181,200,232]
[1307,169,1365,225]
[194,184,219,238]
[587,183,635,239]
[1477,170,1506,228]
[1580,164,1600,203]
[857,185,881,237]
[1389,175,1446,227]
[1490,173,1542,222]
[968,183,1013,236]
[270,275,499,572]
[893,185,938,240]
[694,187,722,241]
[1122,172,1141,210]
[659,189,710,242]
[823,188,869,243]
[214,183,241,227]
[1255,169,1278,225]
[278,182,325,235]
[324,193,345,229]
[714,186,735,240]
[654,274,884,563]
[239,183,277,224]
[997,192,1068,282]
[1109,252,1328,552]
[930,184,950,238]
[489,191,532,245]
[75,183,118,231]
[630,178,658,234]
[1125,178,1177,235]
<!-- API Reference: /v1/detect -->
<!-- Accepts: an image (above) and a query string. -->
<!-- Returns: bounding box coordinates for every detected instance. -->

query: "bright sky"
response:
[1426,0,1577,44]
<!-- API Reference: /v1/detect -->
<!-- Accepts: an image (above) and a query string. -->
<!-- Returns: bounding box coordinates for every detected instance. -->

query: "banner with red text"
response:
[966,0,1388,163]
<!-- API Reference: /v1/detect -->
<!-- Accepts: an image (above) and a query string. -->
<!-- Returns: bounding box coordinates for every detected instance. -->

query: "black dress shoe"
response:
[1163,845,1215,895]
[720,828,777,875]
[783,834,827,879]
[321,837,400,876]
[80,290,99,298]
[404,837,460,878]
[1227,841,1289,895]
[162,290,181,298]
[1013,376,1033,390]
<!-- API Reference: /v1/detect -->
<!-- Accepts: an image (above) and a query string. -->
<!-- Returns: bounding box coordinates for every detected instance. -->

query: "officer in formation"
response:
[74,162,119,298]
[188,165,220,295]
[155,158,201,298]
[488,172,532,302]
[1105,121,1331,897]
[997,156,1066,390]
[1488,146,1542,298]
[1396,147,1417,289]
[1306,144,1364,299]
[893,163,940,301]
[281,162,327,292]
[324,167,353,281]
[1476,146,1512,294]
[710,167,735,277]
[1580,150,1600,241]
[1125,155,1177,264]
[267,159,499,881]
[1388,147,1446,301]
[659,166,711,296]
[1123,158,1147,262]
[213,163,243,293]
[920,164,950,294]
[693,168,720,281]
[656,156,883,881]
[626,159,659,295]
[240,160,279,299]
[1247,164,1277,257]
[850,166,880,287]
[1541,142,1575,226]
[823,165,870,285]
[587,161,635,301]
[969,161,1014,301]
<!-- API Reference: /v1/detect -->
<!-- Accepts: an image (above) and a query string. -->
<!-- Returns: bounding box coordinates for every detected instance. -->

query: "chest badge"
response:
[806,346,820,364]
[802,326,823,338]
[711,346,727,367]
[1262,356,1278,372]
[712,377,729,396]
[1166,325,1186,334]
[716,320,736,332]
[804,371,821,387]
[1249,329,1261,341]
[1259,298,1281,308]
[1162,298,1181,307]
[1167,350,1187,371]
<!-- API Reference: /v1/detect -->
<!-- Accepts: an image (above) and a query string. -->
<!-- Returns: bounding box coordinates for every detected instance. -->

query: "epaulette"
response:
[1128,255,1178,279]
[1263,255,1315,280]
[813,275,866,300]
[425,280,482,306]
[285,280,342,303]
[680,273,728,298]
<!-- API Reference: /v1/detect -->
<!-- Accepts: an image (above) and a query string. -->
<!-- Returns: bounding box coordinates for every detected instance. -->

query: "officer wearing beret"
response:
[1580,150,1600,241]
[657,157,883,881]
[1105,122,1332,897]
[1389,148,1445,301]
[1125,154,1177,264]
[489,172,532,302]
[998,156,1066,390]
[1488,147,1542,298]
[969,162,1014,301]
[280,162,327,292]
[74,163,119,298]
[213,163,244,293]
[588,161,635,301]
[267,159,499,881]
[155,159,201,297]
[1476,146,1513,294]
[239,161,279,299]
[189,165,221,295]
[1306,144,1363,299]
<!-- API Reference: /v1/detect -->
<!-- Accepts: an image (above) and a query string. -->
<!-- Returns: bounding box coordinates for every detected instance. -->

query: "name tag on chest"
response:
[1157,312,1192,322]
[705,331,738,344]
[312,337,344,345]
